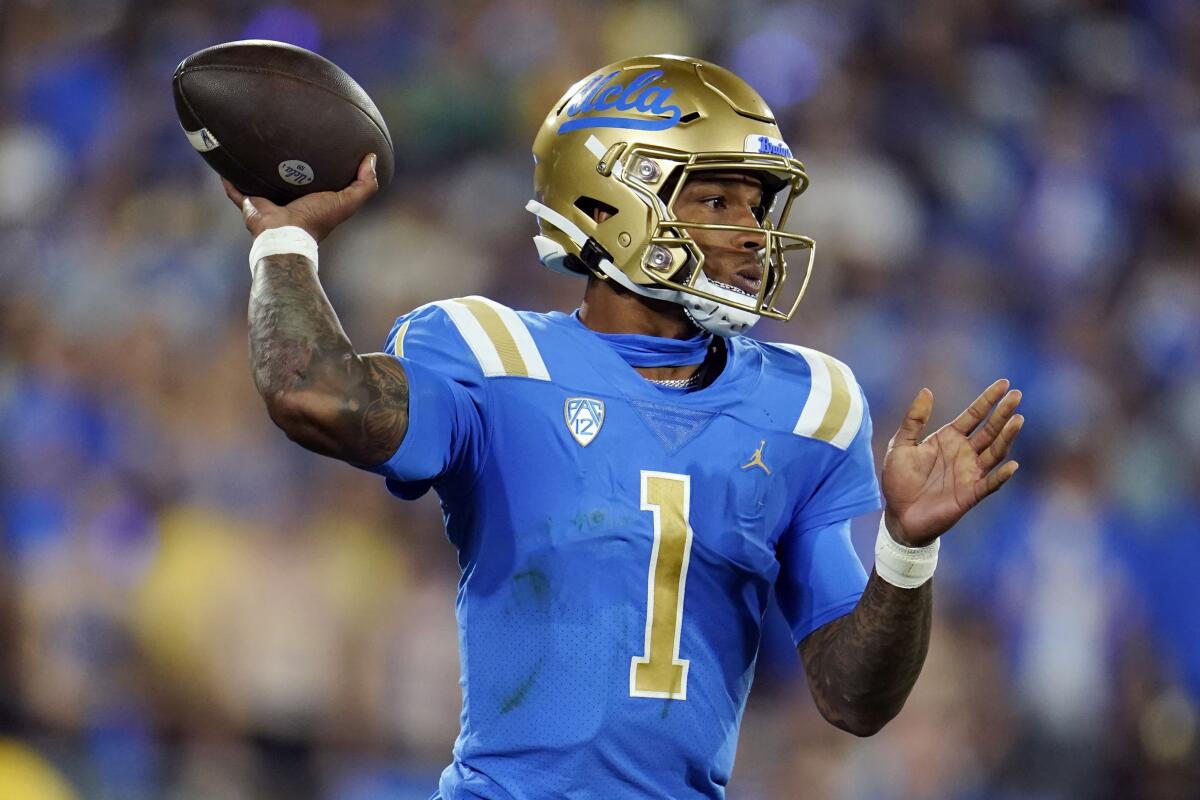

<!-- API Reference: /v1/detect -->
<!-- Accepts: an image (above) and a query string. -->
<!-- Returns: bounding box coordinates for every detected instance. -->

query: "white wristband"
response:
[248,226,318,274]
[874,516,940,589]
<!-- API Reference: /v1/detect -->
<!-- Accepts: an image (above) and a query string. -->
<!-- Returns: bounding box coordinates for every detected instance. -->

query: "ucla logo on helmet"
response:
[558,70,683,134]
[564,397,605,446]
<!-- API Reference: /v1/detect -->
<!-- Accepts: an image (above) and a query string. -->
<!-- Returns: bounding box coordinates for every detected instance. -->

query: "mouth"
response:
[726,266,764,298]
[709,273,760,299]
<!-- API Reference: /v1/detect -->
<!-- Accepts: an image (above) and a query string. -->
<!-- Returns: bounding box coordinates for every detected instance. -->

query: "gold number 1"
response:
[630,471,694,700]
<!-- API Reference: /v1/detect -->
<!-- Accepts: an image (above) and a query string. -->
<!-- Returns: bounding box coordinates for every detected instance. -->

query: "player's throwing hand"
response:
[222,153,379,242]
[881,379,1023,547]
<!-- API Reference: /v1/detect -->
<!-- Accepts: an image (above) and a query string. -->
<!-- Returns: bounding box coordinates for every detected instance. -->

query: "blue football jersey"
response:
[366,296,881,800]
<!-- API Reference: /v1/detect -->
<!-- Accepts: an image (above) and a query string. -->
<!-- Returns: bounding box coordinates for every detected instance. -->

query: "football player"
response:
[224,55,1022,799]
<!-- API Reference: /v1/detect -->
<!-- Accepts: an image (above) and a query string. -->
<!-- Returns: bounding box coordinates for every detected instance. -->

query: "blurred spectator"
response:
[0,0,1196,797]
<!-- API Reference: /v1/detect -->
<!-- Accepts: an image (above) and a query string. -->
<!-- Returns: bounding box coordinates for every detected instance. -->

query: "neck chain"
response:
[646,364,706,390]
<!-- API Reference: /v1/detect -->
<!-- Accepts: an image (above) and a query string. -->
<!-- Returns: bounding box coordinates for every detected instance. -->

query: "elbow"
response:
[262,388,345,456]
[830,712,890,738]
[263,389,307,433]
[251,344,369,458]
[813,696,899,738]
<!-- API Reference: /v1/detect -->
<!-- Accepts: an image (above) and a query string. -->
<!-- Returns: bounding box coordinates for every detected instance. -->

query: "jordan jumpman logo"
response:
[741,440,771,474]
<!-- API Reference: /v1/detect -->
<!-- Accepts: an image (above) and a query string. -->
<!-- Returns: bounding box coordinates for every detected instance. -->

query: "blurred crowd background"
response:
[1,0,1198,798]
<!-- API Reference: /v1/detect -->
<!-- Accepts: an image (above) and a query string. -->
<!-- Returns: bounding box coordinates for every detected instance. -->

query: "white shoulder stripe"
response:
[792,347,833,436]
[467,296,551,381]
[780,344,864,450]
[431,296,551,380]
[435,299,506,376]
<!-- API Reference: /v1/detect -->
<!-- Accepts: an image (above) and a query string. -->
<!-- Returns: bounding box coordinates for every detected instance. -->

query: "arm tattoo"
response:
[248,254,408,466]
[799,571,933,736]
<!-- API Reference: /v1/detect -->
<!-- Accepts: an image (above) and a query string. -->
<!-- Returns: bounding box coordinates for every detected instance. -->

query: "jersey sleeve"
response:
[772,347,881,644]
[362,302,490,500]
[774,518,867,644]
[792,378,883,531]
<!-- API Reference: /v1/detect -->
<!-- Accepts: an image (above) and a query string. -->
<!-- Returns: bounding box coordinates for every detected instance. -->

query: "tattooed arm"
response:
[248,253,408,467]
[799,569,932,736]
[800,380,1024,736]
[222,155,407,467]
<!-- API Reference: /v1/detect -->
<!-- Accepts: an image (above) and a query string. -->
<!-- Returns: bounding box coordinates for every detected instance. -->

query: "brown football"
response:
[173,39,394,205]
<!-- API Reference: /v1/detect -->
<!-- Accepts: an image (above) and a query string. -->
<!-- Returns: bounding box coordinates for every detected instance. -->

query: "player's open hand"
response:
[222,153,379,242]
[880,379,1023,547]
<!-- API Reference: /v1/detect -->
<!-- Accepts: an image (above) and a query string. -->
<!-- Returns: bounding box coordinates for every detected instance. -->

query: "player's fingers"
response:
[222,178,246,208]
[969,389,1022,453]
[357,152,378,185]
[338,153,379,207]
[979,413,1023,471]
[890,387,933,448]
[240,196,281,231]
[976,460,1019,502]
[950,378,1009,436]
[240,196,261,221]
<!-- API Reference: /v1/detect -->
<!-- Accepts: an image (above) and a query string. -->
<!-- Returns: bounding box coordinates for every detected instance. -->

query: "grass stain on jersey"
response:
[512,567,551,611]
[500,656,545,714]
[572,508,607,531]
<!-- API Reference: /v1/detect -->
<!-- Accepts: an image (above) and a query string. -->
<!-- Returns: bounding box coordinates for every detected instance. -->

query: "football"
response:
[173,40,394,205]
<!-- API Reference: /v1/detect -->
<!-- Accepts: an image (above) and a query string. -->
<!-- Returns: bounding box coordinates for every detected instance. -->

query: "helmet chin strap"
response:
[677,272,761,337]
[526,199,760,338]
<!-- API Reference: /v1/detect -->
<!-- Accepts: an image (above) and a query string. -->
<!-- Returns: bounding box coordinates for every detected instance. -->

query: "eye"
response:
[701,196,726,210]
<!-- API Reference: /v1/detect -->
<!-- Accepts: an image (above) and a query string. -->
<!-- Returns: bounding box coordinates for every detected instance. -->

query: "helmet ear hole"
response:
[574,196,618,222]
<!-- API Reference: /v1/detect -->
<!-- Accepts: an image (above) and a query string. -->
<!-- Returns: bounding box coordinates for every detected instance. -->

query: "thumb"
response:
[338,152,380,208]
[891,387,933,447]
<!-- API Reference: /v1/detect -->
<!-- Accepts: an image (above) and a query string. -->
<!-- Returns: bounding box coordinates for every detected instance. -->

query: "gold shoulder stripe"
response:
[788,345,864,449]
[433,297,551,380]
[392,319,411,358]
[457,297,528,377]
[812,354,851,442]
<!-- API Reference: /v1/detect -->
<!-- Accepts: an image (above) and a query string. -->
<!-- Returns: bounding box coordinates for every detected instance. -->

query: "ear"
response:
[594,209,612,224]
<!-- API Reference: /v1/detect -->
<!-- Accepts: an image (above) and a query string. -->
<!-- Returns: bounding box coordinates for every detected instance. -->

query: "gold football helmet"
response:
[527,54,814,336]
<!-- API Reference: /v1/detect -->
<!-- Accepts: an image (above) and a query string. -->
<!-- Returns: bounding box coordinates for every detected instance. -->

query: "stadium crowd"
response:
[0,0,1198,797]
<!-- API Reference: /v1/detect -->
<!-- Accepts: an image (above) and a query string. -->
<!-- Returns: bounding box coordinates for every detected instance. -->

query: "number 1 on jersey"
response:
[630,471,694,700]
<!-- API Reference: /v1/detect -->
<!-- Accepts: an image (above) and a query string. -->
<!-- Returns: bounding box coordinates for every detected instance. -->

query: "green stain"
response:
[512,568,551,610]
[500,657,545,714]
[573,508,608,531]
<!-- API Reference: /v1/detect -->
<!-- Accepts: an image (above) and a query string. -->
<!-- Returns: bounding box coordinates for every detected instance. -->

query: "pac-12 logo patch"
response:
[564,397,605,446]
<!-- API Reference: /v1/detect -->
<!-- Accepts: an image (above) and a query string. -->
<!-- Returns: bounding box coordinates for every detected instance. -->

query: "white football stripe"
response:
[182,125,220,152]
